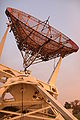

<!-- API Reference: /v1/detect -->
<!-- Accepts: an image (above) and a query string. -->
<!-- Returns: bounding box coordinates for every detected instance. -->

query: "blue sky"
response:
[0,0,80,104]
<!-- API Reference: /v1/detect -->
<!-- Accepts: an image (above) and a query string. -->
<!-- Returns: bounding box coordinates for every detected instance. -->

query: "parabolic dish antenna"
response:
[5,8,79,69]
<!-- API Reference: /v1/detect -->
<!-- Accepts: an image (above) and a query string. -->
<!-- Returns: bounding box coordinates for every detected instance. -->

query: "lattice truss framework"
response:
[0,64,63,120]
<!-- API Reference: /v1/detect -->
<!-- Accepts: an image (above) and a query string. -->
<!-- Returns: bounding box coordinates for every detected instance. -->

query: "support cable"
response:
[21,84,24,114]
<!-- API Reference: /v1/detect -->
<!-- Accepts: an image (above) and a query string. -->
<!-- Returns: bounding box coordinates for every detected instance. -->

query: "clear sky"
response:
[0,0,80,104]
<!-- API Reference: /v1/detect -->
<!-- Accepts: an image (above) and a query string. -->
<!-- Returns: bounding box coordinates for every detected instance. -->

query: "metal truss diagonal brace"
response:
[48,56,62,86]
[0,26,9,57]
[7,106,51,120]
[37,85,78,120]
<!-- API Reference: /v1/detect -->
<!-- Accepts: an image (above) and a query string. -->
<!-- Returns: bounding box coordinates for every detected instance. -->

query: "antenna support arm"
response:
[49,56,62,86]
[0,26,9,57]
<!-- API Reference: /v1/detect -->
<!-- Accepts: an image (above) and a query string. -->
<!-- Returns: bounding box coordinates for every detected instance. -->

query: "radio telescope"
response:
[0,7,79,120]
